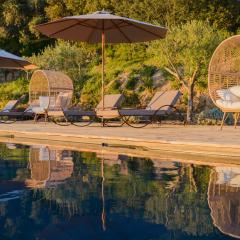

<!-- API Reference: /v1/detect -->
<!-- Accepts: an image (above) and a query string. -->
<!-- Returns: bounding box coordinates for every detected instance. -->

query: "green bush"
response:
[0,77,29,108]
[197,108,233,125]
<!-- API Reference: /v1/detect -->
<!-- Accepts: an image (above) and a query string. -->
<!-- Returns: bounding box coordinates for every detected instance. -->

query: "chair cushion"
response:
[56,92,70,109]
[146,90,181,111]
[31,106,46,114]
[96,94,124,110]
[39,96,49,109]
[2,100,19,112]
[216,99,240,110]
[216,89,240,102]
[229,85,240,98]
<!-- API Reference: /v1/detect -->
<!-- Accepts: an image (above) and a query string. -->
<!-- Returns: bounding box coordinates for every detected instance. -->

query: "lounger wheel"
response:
[156,105,185,125]
[69,115,95,127]
[0,116,17,124]
[100,118,125,127]
[120,115,154,128]
[50,116,71,126]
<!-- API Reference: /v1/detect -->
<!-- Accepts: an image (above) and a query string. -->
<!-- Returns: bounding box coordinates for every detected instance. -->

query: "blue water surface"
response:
[0,143,239,240]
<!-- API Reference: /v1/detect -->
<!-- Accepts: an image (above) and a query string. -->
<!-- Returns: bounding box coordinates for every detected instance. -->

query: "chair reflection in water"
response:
[25,146,73,188]
[208,166,240,239]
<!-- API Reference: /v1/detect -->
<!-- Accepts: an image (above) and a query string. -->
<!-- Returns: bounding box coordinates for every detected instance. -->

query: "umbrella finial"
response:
[94,10,111,14]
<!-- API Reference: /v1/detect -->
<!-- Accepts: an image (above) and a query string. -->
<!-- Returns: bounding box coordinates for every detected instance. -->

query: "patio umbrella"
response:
[0,49,37,70]
[36,10,167,108]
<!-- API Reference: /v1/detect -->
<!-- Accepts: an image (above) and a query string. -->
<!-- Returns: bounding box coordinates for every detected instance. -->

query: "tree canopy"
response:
[148,20,229,121]
[0,0,239,56]
[0,0,240,118]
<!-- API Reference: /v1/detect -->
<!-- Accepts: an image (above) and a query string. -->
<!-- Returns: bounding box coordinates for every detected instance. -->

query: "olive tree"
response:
[149,20,228,122]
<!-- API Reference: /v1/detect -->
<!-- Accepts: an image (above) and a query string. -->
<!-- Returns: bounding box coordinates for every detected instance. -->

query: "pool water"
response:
[0,143,239,240]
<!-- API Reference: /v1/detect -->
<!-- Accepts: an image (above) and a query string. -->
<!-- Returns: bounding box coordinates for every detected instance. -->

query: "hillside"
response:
[0,0,239,120]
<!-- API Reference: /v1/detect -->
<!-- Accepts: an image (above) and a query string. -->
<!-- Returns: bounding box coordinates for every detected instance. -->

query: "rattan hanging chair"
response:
[29,70,74,121]
[208,35,240,129]
[25,146,73,188]
[208,168,240,239]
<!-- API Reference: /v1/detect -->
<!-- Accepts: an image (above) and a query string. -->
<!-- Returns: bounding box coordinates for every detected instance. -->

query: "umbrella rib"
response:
[110,20,132,43]
[8,58,26,69]
[49,22,80,37]
[123,20,165,39]
[48,19,92,37]
[37,18,72,27]
[105,22,129,30]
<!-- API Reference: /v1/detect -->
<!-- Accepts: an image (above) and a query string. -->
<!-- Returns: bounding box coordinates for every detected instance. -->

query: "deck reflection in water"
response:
[0,143,239,240]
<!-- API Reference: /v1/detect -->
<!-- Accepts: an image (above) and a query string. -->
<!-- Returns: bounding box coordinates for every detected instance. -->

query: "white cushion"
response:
[31,106,45,114]
[48,96,56,109]
[216,89,240,102]
[216,99,240,110]
[229,86,240,98]
[39,96,49,109]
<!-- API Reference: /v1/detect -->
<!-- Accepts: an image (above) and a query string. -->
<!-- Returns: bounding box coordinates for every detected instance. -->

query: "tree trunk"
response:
[187,83,194,123]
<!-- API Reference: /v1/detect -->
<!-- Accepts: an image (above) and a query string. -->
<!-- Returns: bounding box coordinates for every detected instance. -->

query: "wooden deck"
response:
[0,122,240,166]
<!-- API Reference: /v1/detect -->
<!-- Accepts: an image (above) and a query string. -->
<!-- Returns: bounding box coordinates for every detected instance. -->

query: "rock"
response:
[152,70,166,88]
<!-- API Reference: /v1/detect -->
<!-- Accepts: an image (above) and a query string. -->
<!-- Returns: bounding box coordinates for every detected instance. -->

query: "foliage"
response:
[148,20,229,121]
[0,1,239,113]
[0,0,51,55]
[0,77,29,108]
[197,108,234,125]
[0,0,239,56]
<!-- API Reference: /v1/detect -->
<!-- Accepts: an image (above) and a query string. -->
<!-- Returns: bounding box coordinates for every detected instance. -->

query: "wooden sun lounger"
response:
[117,90,183,128]
[0,97,34,123]
[51,94,124,126]
[119,90,181,116]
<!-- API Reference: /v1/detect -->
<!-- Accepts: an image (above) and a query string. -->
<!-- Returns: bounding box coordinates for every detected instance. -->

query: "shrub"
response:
[0,77,29,108]
[197,108,233,125]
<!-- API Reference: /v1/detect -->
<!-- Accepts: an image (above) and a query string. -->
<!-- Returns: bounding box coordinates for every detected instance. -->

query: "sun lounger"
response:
[0,96,34,123]
[1,100,19,112]
[53,94,124,126]
[51,91,182,127]
[32,92,72,123]
[117,90,183,128]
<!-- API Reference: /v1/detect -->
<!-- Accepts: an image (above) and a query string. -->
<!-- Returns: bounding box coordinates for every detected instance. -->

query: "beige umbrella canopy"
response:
[0,49,37,70]
[36,10,167,108]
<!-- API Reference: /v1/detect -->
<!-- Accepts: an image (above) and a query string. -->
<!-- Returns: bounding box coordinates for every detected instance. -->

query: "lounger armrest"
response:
[95,106,119,111]
[119,107,146,110]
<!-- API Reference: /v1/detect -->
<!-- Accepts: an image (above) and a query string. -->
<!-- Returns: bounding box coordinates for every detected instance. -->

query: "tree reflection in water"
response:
[0,143,239,240]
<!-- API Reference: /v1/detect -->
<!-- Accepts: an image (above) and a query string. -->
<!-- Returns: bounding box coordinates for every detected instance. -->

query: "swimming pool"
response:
[0,142,239,240]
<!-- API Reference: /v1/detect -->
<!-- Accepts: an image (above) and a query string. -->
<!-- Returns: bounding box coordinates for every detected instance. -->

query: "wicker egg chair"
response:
[26,146,73,188]
[208,169,240,239]
[29,70,73,121]
[208,35,240,129]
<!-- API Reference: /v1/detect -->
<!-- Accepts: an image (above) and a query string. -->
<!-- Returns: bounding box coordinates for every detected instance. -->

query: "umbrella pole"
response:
[101,155,106,231]
[102,30,105,110]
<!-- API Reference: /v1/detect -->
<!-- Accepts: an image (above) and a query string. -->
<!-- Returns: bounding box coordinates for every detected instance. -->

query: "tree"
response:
[149,20,229,122]
[0,0,239,56]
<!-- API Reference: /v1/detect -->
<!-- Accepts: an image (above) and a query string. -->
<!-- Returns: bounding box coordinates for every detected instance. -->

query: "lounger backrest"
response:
[96,94,124,110]
[147,90,181,111]
[48,92,72,111]
[2,100,19,112]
